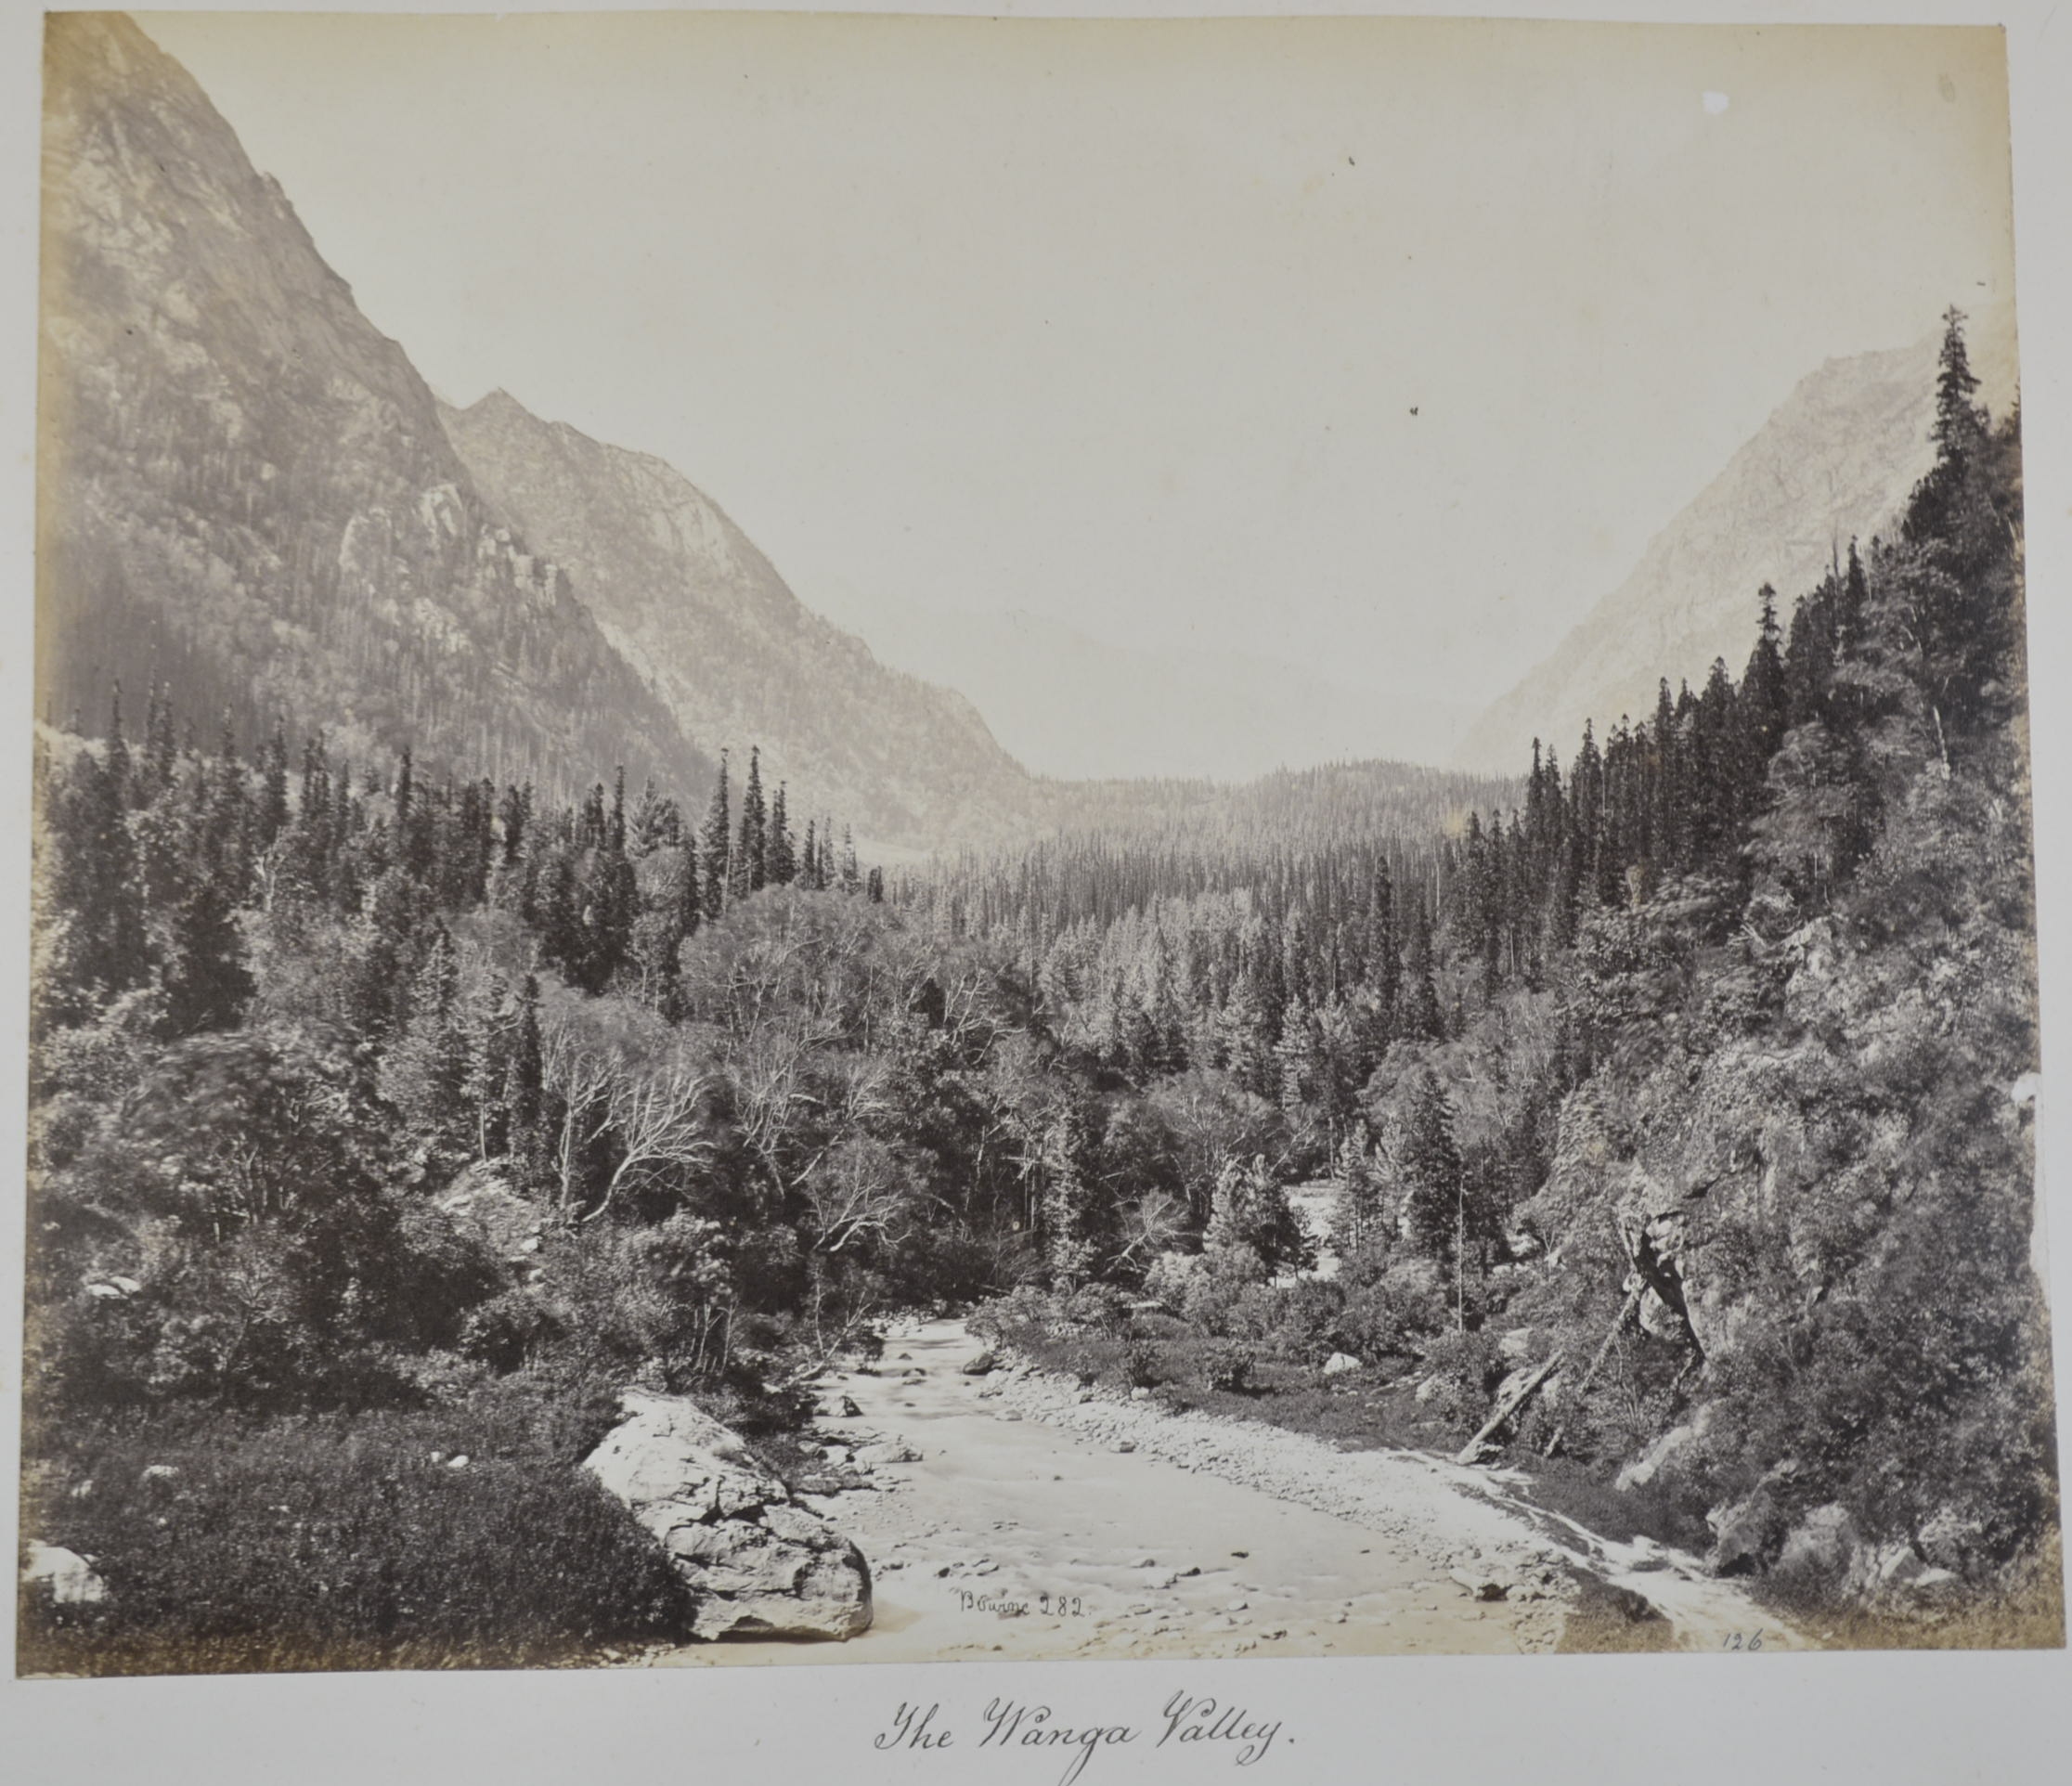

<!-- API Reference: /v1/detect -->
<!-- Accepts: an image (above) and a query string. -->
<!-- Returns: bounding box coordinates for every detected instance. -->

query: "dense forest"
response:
[19,314,2056,1669]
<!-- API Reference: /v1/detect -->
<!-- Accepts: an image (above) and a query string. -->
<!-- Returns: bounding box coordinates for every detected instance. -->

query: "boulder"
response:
[584,1391,871,1641]
[1705,1483,1791,1578]
[1322,1352,1361,1378]
[1868,1547,1966,1610]
[436,1162,547,1262]
[20,1541,109,1606]
[1614,1424,1696,1492]
[1774,1502,1864,1586]
[856,1441,922,1467]
[1496,1327,1535,1365]
[961,1350,998,1376]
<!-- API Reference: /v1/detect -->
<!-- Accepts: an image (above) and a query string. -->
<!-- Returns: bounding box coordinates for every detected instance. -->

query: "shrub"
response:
[1062,1282,1133,1337]
[1233,1278,1347,1364]
[1120,1340,1162,1389]
[1416,1329,1503,1432]
[1141,1251,1203,1315]
[19,1406,691,1676]
[1198,1340,1258,1393]
[1338,1262,1448,1362]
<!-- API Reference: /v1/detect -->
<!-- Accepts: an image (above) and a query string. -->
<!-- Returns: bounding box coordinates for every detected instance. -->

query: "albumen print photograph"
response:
[18,8,2060,1676]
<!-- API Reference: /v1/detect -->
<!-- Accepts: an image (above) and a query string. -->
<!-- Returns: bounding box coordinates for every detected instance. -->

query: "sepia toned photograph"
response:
[16,7,2060,1680]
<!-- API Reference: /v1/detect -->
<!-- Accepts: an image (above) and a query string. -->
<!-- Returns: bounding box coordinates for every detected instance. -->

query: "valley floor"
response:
[658,1318,1800,1665]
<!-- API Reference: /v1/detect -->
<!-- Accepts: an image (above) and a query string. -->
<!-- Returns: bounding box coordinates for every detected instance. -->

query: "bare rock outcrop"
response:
[584,1391,872,1641]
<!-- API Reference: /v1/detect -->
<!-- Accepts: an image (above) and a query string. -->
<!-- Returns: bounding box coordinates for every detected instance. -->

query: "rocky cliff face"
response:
[438,391,1033,847]
[37,13,707,798]
[1454,315,2018,773]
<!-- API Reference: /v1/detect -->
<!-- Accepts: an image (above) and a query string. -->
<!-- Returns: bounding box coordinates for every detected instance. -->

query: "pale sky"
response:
[141,11,2015,766]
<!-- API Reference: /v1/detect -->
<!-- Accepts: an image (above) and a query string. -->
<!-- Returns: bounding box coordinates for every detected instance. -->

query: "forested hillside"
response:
[1456,307,2019,772]
[20,310,2053,1668]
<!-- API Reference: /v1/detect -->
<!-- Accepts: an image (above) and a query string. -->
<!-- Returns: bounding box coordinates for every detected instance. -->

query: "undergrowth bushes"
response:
[19,1400,691,1676]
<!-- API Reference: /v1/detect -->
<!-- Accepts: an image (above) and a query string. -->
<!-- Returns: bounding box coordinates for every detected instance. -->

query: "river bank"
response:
[657,1317,1800,1664]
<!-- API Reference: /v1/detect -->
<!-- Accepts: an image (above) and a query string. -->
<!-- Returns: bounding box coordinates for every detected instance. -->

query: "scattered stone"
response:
[20,1541,109,1606]
[139,1464,179,1484]
[856,1442,922,1467]
[1449,1565,1513,1601]
[1130,1387,1152,1401]
[1322,1352,1361,1377]
[446,1454,470,1469]
[837,1395,863,1418]
[1114,1439,1136,1453]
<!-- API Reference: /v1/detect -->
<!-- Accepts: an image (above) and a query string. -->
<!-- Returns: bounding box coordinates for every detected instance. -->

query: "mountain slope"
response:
[36,13,707,798]
[439,392,1034,848]
[1454,315,2018,771]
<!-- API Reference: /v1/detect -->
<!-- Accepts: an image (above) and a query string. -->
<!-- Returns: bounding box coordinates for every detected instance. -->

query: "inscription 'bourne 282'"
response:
[873,1695,1285,1783]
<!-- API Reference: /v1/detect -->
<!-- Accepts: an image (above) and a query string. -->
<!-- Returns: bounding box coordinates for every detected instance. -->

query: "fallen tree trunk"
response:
[1542,1285,1645,1459]
[1456,1350,1565,1465]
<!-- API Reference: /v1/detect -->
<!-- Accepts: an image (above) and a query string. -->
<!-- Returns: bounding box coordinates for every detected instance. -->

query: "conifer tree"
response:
[1397,1068,1468,1310]
[498,783,529,869]
[507,972,548,1190]
[257,716,291,851]
[1742,585,1791,770]
[46,687,148,1017]
[143,679,178,796]
[735,746,767,898]
[1401,899,1444,1042]
[701,750,732,922]
[767,782,796,886]
[1368,861,1401,1042]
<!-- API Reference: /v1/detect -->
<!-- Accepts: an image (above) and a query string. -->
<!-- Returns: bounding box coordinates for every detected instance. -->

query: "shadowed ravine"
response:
[659,1318,1801,1664]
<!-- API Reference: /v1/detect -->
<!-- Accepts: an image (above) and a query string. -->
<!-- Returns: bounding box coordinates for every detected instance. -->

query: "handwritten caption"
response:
[956,1589,1090,1619]
[874,1694,1283,1784]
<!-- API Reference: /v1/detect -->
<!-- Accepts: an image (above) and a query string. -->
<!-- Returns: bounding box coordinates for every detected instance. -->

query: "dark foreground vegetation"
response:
[19,314,2058,1669]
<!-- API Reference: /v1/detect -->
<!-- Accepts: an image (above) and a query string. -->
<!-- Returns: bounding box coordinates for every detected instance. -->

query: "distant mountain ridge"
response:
[1454,312,2018,772]
[822,595,1465,784]
[438,392,1033,846]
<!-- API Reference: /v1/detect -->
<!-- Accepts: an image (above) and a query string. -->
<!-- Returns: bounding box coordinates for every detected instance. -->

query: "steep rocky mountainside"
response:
[439,392,1033,847]
[37,13,708,799]
[1456,315,2018,771]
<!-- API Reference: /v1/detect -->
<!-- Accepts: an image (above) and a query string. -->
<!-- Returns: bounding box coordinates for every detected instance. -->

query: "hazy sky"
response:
[143,11,2014,764]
